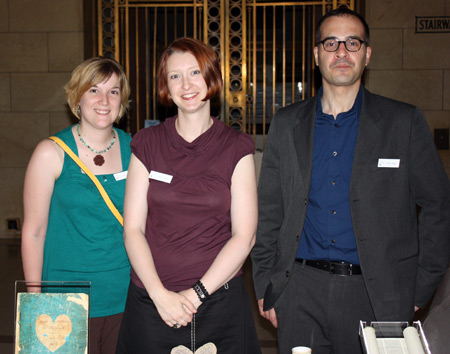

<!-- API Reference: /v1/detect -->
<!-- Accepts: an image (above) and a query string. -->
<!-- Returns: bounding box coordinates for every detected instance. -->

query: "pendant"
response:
[93,155,105,166]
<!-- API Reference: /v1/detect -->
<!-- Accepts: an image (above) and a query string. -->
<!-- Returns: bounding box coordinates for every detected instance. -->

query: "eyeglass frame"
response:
[318,37,367,52]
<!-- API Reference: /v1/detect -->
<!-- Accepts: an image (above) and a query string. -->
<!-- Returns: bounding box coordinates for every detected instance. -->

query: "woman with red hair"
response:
[116,38,261,353]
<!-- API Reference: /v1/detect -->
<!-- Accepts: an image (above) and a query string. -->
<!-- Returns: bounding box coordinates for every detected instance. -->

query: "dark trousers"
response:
[116,276,261,354]
[89,312,123,354]
[275,262,376,354]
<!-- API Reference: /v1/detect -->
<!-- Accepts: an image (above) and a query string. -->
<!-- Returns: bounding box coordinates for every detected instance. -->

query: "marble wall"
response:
[0,0,449,237]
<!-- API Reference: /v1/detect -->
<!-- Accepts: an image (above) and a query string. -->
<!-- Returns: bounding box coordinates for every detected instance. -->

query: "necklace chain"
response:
[76,123,116,154]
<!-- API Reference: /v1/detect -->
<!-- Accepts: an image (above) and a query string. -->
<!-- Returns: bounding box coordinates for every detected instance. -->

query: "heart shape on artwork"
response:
[171,342,217,354]
[35,314,72,352]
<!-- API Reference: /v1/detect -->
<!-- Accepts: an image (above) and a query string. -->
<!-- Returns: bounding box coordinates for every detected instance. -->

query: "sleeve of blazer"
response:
[251,112,284,300]
[410,107,450,308]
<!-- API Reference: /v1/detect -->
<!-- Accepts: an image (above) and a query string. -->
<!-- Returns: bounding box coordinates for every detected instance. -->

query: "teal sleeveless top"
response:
[42,125,131,318]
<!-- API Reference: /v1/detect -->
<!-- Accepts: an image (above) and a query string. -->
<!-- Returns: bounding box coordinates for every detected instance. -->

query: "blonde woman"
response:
[22,57,132,354]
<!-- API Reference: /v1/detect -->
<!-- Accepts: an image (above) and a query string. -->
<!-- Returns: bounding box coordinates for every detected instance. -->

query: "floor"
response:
[0,237,278,353]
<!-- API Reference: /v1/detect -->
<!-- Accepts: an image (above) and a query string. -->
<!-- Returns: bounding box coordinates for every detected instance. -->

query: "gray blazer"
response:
[251,88,450,321]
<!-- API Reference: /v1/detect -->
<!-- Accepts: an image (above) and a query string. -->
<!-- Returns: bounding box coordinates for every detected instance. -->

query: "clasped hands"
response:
[151,287,203,328]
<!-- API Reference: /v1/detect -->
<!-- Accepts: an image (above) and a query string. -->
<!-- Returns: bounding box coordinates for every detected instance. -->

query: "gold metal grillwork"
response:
[97,0,357,148]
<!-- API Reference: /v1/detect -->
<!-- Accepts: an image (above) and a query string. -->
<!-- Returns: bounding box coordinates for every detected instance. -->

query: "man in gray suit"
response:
[251,5,450,354]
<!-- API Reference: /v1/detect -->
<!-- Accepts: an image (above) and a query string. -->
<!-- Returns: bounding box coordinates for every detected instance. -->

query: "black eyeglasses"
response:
[319,38,366,52]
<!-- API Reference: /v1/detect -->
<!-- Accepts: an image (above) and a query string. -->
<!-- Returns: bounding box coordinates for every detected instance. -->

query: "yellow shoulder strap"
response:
[49,136,124,226]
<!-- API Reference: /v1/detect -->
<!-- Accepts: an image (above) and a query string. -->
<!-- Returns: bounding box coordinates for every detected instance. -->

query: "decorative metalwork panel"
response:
[326,0,354,12]
[97,0,360,144]
[245,1,323,148]
[243,0,358,148]
[226,0,246,131]
[98,1,210,132]
[98,0,115,58]
[205,0,224,123]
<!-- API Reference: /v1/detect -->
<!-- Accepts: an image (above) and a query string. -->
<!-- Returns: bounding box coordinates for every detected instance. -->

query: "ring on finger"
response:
[174,323,181,329]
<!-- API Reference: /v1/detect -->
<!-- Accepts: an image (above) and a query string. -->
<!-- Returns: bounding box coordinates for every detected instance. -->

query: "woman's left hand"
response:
[179,288,203,310]
[150,288,196,328]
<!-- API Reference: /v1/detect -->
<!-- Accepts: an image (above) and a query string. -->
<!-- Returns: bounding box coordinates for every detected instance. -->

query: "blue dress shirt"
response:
[296,86,363,265]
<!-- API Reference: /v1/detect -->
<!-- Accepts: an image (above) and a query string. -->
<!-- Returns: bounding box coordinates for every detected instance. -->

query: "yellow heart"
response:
[35,314,72,352]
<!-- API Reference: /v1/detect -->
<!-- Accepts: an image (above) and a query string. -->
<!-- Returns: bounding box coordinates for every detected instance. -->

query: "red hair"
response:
[157,37,223,106]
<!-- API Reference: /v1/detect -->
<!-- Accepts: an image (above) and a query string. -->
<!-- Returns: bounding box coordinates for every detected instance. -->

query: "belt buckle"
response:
[330,261,352,276]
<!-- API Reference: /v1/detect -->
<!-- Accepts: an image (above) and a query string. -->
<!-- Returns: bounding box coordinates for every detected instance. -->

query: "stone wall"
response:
[364,0,450,184]
[365,0,450,139]
[0,0,84,237]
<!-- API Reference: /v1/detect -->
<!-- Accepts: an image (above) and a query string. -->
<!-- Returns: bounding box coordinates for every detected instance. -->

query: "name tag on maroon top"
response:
[149,170,173,183]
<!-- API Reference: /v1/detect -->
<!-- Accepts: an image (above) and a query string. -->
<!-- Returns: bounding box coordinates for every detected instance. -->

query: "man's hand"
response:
[258,299,278,328]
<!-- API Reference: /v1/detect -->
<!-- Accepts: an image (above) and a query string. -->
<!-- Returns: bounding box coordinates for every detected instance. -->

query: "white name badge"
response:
[149,170,173,183]
[114,171,128,181]
[377,158,400,168]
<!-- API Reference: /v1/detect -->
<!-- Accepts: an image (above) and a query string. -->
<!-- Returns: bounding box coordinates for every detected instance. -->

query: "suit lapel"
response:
[293,98,317,192]
[350,89,383,198]
[291,90,382,197]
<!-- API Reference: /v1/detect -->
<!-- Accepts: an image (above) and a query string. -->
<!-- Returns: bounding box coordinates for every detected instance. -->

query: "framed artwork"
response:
[15,282,90,354]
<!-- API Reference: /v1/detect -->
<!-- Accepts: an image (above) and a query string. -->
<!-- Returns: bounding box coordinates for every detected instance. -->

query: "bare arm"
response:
[123,154,196,327]
[180,154,258,307]
[21,140,63,291]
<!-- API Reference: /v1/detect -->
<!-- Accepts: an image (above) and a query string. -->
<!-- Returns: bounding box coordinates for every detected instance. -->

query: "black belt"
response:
[296,258,362,276]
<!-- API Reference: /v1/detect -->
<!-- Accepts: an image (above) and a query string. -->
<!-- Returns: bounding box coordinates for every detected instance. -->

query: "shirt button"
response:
[304,198,308,205]
[331,180,336,185]
[334,123,339,127]
[285,271,290,278]
[331,239,336,243]
[333,151,338,157]
[296,235,300,242]
[331,210,336,215]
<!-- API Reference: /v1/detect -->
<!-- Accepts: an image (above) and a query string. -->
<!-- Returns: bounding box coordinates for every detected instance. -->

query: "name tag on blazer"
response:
[378,158,400,168]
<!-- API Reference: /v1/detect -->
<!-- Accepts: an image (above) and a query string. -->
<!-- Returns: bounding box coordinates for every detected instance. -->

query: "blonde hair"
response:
[64,57,130,122]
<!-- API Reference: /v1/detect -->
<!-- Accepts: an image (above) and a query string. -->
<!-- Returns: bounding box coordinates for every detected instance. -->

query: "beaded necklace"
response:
[76,123,116,166]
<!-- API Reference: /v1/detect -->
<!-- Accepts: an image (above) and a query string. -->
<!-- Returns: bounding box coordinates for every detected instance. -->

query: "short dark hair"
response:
[315,5,370,46]
[157,37,223,106]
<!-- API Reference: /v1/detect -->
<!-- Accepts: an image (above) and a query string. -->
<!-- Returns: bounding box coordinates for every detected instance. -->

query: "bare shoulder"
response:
[35,139,64,159]
[27,139,64,178]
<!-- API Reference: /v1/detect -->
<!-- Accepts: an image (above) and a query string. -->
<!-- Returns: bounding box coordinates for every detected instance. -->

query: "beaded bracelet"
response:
[192,280,210,303]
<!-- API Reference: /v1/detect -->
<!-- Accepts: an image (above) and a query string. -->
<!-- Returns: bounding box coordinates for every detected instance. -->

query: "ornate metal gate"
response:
[97,0,357,148]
